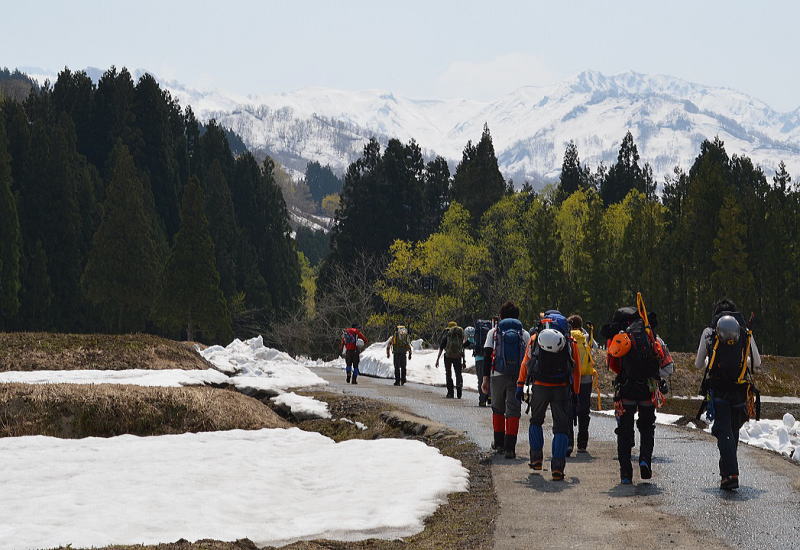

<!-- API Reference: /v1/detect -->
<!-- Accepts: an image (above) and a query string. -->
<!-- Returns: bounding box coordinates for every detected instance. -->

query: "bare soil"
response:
[0,332,212,371]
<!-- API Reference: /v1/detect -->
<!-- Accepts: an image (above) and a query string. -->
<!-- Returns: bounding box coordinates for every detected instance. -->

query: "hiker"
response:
[516,309,581,480]
[340,324,368,385]
[568,314,597,454]
[695,298,761,491]
[386,325,412,386]
[471,318,495,407]
[435,322,465,398]
[481,302,530,459]
[602,296,673,485]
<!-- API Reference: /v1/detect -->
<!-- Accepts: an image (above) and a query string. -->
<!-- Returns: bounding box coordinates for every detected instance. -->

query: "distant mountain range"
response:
[24,67,800,185]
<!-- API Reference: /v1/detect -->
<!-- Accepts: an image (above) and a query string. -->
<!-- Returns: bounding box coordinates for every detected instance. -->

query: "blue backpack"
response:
[543,310,569,335]
[494,318,526,376]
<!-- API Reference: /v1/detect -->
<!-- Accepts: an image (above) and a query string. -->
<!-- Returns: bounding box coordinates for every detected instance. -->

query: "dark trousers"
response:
[711,388,748,477]
[529,384,572,472]
[444,357,463,392]
[345,349,360,379]
[393,353,407,384]
[475,358,490,404]
[617,401,655,478]
[569,381,593,450]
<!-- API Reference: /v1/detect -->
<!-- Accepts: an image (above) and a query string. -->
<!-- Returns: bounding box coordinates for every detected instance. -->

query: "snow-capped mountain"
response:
[26,67,800,184]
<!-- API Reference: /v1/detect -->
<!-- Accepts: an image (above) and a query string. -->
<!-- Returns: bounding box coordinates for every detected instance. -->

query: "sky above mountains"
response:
[3,0,799,112]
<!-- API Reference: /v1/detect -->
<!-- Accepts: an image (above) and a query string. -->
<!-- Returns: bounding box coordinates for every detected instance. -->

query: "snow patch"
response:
[271,392,331,419]
[0,368,229,387]
[738,414,800,458]
[0,428,469,549]
[339,417,368,430]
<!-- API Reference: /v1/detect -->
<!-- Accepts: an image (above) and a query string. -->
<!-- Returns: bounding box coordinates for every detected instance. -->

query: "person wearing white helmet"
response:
[516,310,581,481]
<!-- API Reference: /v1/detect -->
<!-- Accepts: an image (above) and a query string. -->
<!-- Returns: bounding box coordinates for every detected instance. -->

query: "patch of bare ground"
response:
[0,332,212,371]
[0,384,288,438]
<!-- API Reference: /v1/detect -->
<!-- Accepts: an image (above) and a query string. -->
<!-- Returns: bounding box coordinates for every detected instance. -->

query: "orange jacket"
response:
[517,333,581,394]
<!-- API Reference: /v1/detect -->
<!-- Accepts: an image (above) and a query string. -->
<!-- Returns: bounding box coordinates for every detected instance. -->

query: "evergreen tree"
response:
[17,240,52,329]
[600,131,645,205]
[0,116,21,323]
[82,143,163,331]
[305,161,343,206]
[421,156,451,236]
[156,178,232,342]
[451,124,505,224]
[204,159,239,298]
[556,140,586,202]
[711,193,753,302]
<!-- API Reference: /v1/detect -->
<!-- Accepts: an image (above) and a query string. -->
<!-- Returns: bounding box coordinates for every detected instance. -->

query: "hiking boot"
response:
[492,431,504,453]
[577,447,587,454]
[486,396,492,405]
[566,446,573,458]
[456,388,462,399]
[445,391,454,399]
[551,470,565,481]
[351,378,358,385]
[639,460,652,480]
[720,475,739,491]
[504,434,517,459]
[393,381,400,386]
[529,460,543,471]
[478,399,486,407]
[620,477,632,485]
[346,374,351,383]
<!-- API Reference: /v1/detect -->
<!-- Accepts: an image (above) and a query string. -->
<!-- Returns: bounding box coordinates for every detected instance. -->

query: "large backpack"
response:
[527,329,574,384]
[444,326,464,359]
[494,318,526,376]
[342,329,357,346]
[475,319,493,351]
[394,326,410,351]
[620,318,660,381]
[542,310,570,335]
[571,329,595,376]
[600,306,639,340]
[707,311,751,386]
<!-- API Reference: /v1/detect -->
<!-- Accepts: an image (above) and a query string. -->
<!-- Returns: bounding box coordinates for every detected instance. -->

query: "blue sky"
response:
[3,0,799,110]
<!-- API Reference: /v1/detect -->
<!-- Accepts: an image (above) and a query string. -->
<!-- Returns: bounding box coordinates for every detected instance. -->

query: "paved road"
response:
[311,368,800,550]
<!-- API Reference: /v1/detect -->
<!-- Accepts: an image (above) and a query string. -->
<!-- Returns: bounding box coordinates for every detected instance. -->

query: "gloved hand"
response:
[658,379,669,394]
[515,386,524,402]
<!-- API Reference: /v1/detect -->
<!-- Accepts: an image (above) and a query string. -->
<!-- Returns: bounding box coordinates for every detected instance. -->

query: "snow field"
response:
[340,341,479,390]
[0,368,229,387]
[0,428,469,549]
[271,392,331,419]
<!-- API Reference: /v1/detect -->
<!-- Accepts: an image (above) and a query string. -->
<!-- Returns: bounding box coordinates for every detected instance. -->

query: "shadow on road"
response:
[604,482,664,498]
[515,473,579,493]
[700,486,766,501]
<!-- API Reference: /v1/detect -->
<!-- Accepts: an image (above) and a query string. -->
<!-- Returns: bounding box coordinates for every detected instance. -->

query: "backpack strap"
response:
[737,329,753,384]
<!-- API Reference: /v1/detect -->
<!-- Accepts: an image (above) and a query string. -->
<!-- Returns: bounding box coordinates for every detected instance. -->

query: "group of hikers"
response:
[339,294,761,490]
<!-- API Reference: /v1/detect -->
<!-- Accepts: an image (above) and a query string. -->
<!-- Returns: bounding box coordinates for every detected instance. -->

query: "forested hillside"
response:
[0,67,301,342]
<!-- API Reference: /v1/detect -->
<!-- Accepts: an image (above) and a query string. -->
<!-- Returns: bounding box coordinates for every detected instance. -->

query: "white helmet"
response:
[538,328,566,353]
[356,338,365,350]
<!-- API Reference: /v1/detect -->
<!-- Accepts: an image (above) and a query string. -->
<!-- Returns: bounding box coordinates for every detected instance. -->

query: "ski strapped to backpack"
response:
[636,292,666,408]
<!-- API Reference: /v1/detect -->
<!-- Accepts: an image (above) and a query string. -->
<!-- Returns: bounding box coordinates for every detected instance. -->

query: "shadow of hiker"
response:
[515,473,579,493]
[700,485,767,501]
[569,452,596,463]
[604,482,664,498]
[493,456,528,466]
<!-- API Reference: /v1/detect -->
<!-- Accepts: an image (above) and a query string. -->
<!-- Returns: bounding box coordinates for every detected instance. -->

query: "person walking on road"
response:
[340,323,368,385]
[602,296,673,485]
[695,298,761,491]
[568,314,597,453]
[516,310,580,480]
[482,302,530,459]
[386,325,412,386]
[435,322,466,398]
[470,319,495,407]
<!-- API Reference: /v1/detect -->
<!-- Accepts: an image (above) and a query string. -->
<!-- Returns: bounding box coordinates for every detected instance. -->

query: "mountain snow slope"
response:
[25,67,800,185]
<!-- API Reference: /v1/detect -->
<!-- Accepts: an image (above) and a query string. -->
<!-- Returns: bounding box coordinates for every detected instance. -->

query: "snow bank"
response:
[271,392,331,419]
[739,413,800,461]
[201,336,327,395]
[0,428,468,549]
[0,368,229,387]
[335,342,479,390]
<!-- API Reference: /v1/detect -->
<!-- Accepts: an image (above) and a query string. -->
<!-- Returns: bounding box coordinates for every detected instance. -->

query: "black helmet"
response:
[716,315,740,345]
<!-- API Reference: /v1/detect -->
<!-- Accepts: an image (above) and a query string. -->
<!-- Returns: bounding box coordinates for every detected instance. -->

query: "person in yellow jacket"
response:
[568,315,597,453]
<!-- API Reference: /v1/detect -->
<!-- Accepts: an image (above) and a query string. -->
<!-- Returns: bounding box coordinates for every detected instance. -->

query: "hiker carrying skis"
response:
[482,302,530,459]
[602,295,673,485]
[695,298,761,491]
[435,321,465,398]
[386,325,412,386]
[516,309,581,480]
[340,324,368,385]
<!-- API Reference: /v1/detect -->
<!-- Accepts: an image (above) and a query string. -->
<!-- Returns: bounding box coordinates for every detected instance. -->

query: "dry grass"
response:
[0,384,288,438]
[0,332,212,372]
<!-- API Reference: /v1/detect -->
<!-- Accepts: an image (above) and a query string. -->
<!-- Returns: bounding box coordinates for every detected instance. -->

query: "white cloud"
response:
[434,52,560,100]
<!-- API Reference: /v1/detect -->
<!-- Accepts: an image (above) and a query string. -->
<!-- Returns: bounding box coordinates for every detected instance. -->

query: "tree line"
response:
[314,128,799,356]
[0,67,301,341]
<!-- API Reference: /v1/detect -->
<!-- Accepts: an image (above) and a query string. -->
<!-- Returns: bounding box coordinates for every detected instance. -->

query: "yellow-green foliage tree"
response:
[374,202,486,340]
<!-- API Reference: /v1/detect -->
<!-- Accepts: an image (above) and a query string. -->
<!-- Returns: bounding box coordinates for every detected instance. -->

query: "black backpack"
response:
[526,332,574,385]
[620,318,660,381]
[475,319,492,353]
[707,311,750,385]
[600,306,639,340]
